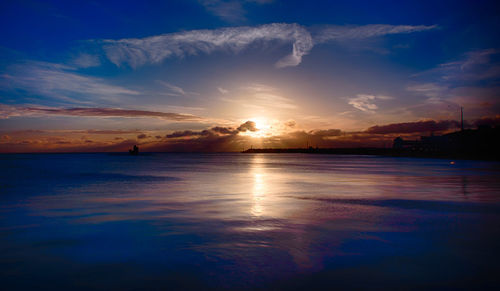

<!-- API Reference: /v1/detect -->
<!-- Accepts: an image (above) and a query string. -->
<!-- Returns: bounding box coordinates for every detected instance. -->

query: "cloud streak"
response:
[101,23,435,68]
[406,49,500,119]
[366,120,460,134]
[72,53,101,68]
[414,48,500,83]
[102,23,313,69]
[200,0,245,22]
[199,0,273,22]
[1,61,140,104]
[0,104,203,121]
[348,94,393,113]
[314,24,437,43]
[217,87,229,94]
[157,80,198,97]
[220,83,297,110]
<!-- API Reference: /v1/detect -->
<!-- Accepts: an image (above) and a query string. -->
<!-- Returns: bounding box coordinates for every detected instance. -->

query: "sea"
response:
[1,153,500,290]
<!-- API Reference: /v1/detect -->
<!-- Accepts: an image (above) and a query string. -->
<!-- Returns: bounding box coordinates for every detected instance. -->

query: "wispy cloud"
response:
[157,80,198,97]
[406,83,448,99]
[1,61,139,104]
[217,87,229,94]
[460,49,496,69]
[406,49,500,119]
[348,94,393,113]
[221,83,297,109]
[284,120,296,128]
[199,0,245,22]
[252,92,298,109]
[199,0,273,23]
[0,104,203,121]
[102,23,313,69]
[419,48,499,82]
[72,53,101,68]
[314,24,437,43]
[420,48,500,82]
[100,23,435,69]
[243,83,277,92]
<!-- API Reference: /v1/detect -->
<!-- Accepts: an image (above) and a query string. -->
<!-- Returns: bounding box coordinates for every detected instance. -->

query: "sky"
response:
[0,0,499,152]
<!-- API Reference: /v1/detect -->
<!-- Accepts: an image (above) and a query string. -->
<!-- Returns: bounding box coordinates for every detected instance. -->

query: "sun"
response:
[241,117,273,138]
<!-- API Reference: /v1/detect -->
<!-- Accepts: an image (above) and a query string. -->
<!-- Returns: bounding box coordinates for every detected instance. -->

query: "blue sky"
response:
[0,0,499,152]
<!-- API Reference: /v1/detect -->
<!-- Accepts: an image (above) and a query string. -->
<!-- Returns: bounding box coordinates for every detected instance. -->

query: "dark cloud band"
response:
[0,105,202,122]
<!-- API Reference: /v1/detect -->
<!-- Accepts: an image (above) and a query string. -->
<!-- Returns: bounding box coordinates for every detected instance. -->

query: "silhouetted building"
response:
[392,137,421,150]
[393,125,500,159]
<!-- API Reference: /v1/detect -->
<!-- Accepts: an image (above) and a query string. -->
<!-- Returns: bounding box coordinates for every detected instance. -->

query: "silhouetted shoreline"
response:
[243,127,500,161]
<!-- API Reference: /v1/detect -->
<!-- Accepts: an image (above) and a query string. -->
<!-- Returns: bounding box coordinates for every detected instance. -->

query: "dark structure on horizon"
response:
[244,126,500,160]
[245,107,500,160]
[392,125,500,160]
[392,107,499,159]
[129,145,139,155]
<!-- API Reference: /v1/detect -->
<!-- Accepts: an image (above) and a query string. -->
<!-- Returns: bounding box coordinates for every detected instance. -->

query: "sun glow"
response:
[241,117,274,138]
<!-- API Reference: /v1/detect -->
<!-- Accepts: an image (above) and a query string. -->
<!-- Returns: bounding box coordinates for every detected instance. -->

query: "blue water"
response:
[1,153,500,289]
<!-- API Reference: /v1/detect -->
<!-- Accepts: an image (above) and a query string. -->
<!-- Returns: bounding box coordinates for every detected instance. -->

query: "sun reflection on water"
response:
[3,154,500,289]
[250,155,267,217]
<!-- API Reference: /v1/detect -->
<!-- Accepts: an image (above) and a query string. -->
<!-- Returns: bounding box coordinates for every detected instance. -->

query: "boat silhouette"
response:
[129,145,139,155]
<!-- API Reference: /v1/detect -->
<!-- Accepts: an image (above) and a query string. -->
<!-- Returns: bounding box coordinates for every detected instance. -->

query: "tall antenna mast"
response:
[461,106,464,131]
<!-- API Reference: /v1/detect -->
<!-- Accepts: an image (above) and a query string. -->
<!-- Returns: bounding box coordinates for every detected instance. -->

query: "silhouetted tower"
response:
[461,106,464,131]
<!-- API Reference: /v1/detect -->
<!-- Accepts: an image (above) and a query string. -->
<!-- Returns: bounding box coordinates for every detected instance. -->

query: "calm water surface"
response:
[1,153,500,289]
